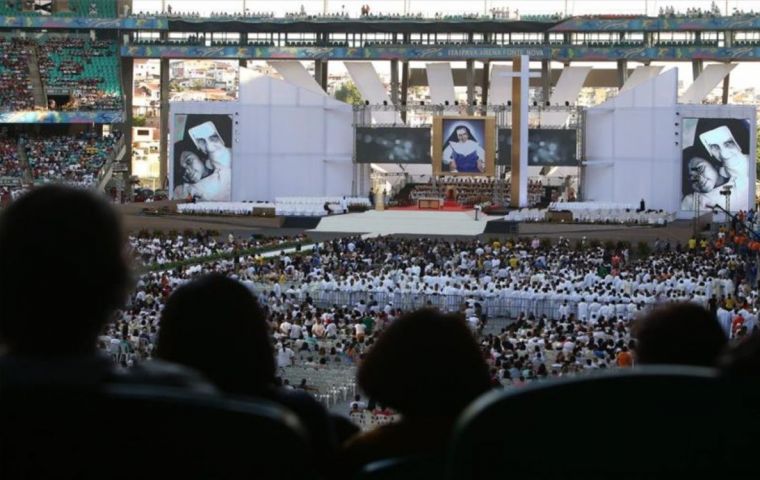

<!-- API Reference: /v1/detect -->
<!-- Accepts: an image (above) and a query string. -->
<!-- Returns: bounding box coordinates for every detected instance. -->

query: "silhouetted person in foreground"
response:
[633,302,727,367]
[339,308,492,476]
[156,274,346,474]
[0,185,211,390]
[719,332,760,377]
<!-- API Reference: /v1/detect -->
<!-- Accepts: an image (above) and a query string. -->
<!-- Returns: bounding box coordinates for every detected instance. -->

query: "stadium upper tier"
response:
[1,12,760,32]
[38,37,122,111]
[0,35,122,114]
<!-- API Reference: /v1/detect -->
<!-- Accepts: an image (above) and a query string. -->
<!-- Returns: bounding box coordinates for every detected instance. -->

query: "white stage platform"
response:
[309,210,494,236]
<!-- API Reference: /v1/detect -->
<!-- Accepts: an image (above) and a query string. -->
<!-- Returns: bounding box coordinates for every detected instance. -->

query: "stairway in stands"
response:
[17,138,32,185]
[27,47,47,109]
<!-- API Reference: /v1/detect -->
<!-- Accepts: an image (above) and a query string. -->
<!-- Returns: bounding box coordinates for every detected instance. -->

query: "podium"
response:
[545,210,573,223]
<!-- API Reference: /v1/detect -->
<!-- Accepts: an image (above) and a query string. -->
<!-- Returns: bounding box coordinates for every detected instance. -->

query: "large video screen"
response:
[498,128,578,166]
[171,114,232,201]
[355,127,431,164]
[432,116,496,176]
[681,118,751,212]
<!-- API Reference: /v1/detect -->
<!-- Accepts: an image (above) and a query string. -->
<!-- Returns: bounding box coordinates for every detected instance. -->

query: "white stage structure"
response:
[583,68,756,215]
[267,60,327,96]
[169,68,354,202]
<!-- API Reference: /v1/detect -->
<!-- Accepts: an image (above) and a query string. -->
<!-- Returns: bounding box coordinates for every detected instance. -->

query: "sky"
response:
[132,0,760,90]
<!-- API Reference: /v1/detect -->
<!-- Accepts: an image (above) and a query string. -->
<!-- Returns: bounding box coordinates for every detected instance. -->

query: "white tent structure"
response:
[583,68,756,215]
[170,68,354,201]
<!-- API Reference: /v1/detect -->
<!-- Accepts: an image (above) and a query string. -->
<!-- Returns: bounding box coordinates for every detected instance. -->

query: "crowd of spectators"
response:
[0,38,34,111]
[0,35,121,112]
[24,131,121,187]
[130,232,306,266]
[77,196,760,474]
[37,37,122,111]
[102,220,760,399]
[0,137,22,178]
[655,2,758,17]
[6,185,760,477]
[133,8,275,19]
[659,2,723,17]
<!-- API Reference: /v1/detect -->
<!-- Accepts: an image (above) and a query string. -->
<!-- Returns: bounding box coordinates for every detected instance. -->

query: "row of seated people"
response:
[128,10,535,21]
[655,39,720,47]
[24,131,121,187]
[735,39,760,46]
[286,41,349,47]
[0,38,34,111]
[37,36,122,111]
[520,13,565,21]
[132,37,205,46]
[6,186,760,478]
[407,178,543,207]
[409,183,505,206]
[285,11,350,19]
[362,39,727,48]
[133,10,275,18]
[659,5,722,17]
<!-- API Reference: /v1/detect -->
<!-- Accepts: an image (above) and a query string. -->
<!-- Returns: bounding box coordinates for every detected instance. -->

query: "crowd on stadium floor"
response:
[129,231,306,266]
[105,217,760,389]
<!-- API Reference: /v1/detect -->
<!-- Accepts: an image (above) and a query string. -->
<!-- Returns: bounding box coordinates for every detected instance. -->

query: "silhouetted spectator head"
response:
[0,186,130,356]
[633,303,727,367]
[156,274,275,394]
[718,332,760,377]
[357,308,491,418]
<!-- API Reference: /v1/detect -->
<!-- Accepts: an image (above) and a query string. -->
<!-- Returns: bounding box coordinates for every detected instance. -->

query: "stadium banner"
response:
[120,45,760,62]
[680,118,751,212]
[432,116,495,176]
[0,111,124,124]
[355,127,431,164]
[171,114,232,202]
[497,128,578,166]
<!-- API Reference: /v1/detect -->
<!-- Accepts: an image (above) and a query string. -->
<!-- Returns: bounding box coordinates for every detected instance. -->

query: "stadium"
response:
[2,0,760,478]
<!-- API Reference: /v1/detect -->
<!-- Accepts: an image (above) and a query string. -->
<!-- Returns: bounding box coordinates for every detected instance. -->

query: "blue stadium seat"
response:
[447,366,760,479]
[0,383,314,480]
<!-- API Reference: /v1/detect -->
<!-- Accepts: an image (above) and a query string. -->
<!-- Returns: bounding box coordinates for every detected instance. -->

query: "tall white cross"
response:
[497,55,541,208]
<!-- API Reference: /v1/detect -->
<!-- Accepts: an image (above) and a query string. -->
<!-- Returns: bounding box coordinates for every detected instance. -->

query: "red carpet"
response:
[389,200,472,212]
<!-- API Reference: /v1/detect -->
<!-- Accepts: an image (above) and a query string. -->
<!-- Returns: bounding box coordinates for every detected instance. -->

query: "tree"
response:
[133,115,147,127]
[334,81,363,105]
